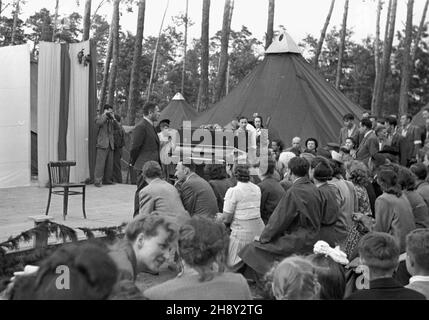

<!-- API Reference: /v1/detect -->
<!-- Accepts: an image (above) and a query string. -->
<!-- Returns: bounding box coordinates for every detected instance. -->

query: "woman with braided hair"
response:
[144,216,252,300]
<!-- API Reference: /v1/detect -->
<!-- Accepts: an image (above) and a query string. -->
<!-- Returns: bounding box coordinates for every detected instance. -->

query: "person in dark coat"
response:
[258,158,285,224]
[346,232,425,300]
[129,103,161,217]
[310,157,344,247]
[397,167,429,229]
[204,164,235,212]
[385,116,408,166]
[112,114,126,184]
[400,113,422,166]
[94,104,116,187]
[411,163,429,209]
[175,161,219,218]
[239,157,323,277]
[356,118,379,167]
[339,113,359,147]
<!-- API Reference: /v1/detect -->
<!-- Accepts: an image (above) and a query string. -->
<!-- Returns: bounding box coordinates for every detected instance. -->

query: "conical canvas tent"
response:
[411,104,429,127]
[159,93,197,129]
[193,32,363,146]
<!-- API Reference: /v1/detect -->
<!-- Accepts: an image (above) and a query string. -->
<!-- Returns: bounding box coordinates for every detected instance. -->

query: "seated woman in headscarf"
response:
[143,216,252,300]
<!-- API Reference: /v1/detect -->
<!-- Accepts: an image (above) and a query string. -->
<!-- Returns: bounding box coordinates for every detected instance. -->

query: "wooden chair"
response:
[45,161,86,220]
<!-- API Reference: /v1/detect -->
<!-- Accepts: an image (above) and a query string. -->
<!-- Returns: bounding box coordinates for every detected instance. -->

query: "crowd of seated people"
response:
[2,110,429,301]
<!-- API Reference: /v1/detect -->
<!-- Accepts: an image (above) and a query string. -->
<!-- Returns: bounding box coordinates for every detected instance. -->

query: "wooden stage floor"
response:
[0,183,136,244]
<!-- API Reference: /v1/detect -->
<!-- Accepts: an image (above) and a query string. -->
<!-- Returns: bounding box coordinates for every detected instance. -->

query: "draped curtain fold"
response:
[0,44,31,188]
[37,42,62,187]
[67,41,90,183]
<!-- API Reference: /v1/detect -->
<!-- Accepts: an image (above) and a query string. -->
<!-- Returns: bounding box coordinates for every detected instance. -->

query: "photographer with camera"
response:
[94,104,117,187]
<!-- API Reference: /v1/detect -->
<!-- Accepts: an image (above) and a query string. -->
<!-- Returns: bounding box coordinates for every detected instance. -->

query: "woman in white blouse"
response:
[218,164,265,272]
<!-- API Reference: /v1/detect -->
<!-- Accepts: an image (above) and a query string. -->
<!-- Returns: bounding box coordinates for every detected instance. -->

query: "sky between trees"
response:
[4,0,428,52]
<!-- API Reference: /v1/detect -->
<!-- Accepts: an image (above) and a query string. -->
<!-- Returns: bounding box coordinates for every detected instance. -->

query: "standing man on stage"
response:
[400,113,422,166]
[94,104,116,187]
[129,102,161,217]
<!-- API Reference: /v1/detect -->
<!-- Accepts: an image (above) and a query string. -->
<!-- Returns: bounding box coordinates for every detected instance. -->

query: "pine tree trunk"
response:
[372,0,397,117]
[398,0,414,115]
[314,0,335,69]
[372,0,391,114]
[265,0,275,50]
[52,0,59,42]
[181,0,189,95]
[197,0,210,112]
[11,0,20,45]
[107,0,120,106]
[374,0,383,78]
[147,0,169,102]
[97,11,114,112]
[127,0,145,126]
[411,0,429,66]
[0,1,3,19]
[83,0,92,41]
[213,0,234,103]
[335,0,349,89]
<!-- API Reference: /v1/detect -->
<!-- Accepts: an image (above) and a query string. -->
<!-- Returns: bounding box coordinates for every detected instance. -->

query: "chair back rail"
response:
[47,161,76,186]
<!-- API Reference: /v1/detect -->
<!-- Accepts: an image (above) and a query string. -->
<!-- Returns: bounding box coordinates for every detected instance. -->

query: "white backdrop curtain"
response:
[67,41,90,183]
[0,44,31,188]
[37,42,62,187]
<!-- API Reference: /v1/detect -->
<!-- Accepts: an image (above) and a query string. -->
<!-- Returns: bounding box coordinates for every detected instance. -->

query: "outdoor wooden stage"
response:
[0,183,136,244]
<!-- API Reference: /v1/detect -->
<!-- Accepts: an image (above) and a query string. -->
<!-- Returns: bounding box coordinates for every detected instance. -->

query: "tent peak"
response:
[265,31,301,55]
[172,92,185,101]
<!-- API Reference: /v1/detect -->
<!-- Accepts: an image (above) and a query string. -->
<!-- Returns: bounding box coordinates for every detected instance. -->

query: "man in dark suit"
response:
[136,161,190,226]
[418,108,429,146]
[400,113,422,166]
[339,113,359,146]
[346,232,425,300]
[130,103,161,216]
[174,161,218,219]
[384,116,408,166]
[258,158,285,224]
[94,104,116,187]
[356,118,379,166]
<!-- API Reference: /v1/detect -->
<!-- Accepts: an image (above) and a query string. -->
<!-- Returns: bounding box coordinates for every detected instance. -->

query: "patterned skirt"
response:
[227,218,265,271]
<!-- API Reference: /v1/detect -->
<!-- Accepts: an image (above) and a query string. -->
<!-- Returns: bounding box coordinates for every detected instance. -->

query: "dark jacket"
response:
[374,193,416,253]
[113,121,126,149]
[318,182,345,246]
[258,177,286,224]
[239,177,323,275]
[176,173,219,218]
[339,125,359,146]
[346,277,426,300]
[130,119,160,171]
[356,131,379,165]
[209,179,236,212]
[95,114,115,150]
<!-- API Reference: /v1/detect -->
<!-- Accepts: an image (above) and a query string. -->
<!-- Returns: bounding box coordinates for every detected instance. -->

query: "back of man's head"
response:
[410,163,428,181]
[359,232,400,278]
[406,229,429,275]
[11,242,118,300]
[142,161,162,180]
[361,118,372,130]
[288,157,309,178]
[385,116,398,127]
